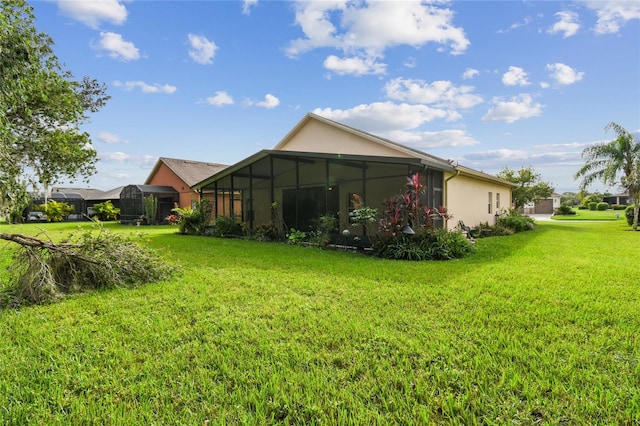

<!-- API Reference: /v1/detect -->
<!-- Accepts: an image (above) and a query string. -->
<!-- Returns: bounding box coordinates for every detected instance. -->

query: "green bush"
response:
[173,199,213,235]
[373,230,475,261]
[596,202,609,211]
[37,200,74,222]
[211,215,243,237]
[496,209,535,232]
[91,200,120,221]
[625,205,637,226]
[611,204,627,210]
[588,202,598,211]
[556,204,574,215]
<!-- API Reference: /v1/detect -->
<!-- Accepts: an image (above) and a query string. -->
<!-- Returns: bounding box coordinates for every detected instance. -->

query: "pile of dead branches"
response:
[0,226,175,308]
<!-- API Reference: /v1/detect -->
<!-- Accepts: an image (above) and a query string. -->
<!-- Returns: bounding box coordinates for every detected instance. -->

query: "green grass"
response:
[1,220,639,424]
[551,208,626,221]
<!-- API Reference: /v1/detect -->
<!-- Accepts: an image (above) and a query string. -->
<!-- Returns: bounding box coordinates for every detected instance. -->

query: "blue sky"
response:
[31,0,640,193]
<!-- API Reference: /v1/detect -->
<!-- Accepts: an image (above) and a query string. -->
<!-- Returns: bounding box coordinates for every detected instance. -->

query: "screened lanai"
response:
[194,150,451,234]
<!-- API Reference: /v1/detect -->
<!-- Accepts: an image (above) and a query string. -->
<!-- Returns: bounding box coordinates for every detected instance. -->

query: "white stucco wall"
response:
[445,173,513,229]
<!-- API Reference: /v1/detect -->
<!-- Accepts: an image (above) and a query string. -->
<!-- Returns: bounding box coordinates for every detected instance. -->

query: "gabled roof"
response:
[274,112,455,170]
[145,157,228,187]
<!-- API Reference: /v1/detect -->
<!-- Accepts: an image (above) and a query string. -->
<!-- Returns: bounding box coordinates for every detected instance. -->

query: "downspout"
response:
[444,166,460,229]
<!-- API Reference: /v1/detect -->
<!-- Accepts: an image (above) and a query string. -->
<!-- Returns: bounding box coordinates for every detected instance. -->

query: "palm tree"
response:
[575,122,640,230]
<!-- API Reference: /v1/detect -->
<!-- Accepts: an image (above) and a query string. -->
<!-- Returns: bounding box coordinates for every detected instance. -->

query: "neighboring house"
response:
[53,186,124,216]
[193,113,516,233]
[524,193,562,214]
[145,157,228,209]
[603,193,630,206]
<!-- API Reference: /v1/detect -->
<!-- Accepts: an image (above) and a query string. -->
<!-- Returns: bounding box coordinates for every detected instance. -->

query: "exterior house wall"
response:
[445,173,512,228]
[147,163,197,208]
[278,119,409,158]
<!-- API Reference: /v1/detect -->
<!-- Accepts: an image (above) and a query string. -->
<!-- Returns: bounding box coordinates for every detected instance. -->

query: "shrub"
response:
[625,205,637,226]
[211,215,243,237]
[373,230,475,261]
[588,202,598,211]
[91,200,120,221]
[611,204,627,210]
[556,204,574,215]
[37,200,74,222]
[286,228,306,245]
[596,202,609,211]
[173,199,213,235]
[496,209,534,232]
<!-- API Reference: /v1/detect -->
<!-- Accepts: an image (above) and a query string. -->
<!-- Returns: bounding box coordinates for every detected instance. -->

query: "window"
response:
[496,193,501,210]
[488,192,493,214]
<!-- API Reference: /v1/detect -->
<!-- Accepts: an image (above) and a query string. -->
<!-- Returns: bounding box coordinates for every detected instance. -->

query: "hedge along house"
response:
[145,157,228,209]
[193,113,516,235]
[119,185,179,224]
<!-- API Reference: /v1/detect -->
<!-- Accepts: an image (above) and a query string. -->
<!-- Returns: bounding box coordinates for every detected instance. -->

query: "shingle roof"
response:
[145,157,228,187]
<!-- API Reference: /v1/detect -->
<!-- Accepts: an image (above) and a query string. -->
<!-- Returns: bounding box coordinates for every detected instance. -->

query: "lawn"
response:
[551,208,626,221]
[0,220,638,424]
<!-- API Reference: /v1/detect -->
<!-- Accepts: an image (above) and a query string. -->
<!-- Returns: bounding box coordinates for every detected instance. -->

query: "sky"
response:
[29,0,640,194]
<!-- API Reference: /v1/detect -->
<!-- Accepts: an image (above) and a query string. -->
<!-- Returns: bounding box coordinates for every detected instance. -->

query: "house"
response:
[603,193,630,206]
[193,113,516,233]
[52,186,124,215]
[145,157,228,208]
[524,193,562,214]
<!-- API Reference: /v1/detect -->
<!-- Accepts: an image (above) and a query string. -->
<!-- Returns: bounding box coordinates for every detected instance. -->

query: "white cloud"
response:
[313,102,460,134]
[242,0,258,15]
[248,94,280,109]
[97,132,126,144]
[546,63,585,85]
[547,11,580,38]
[384,78,483,109]
[96,32,140,61]
[323,55,387,76]
[502,66,530,86]
[99,151,130,162]
[188,34,218,65]
[386,129,480,149]
[206,91,234,106]
[585,1,640,34]
[56,0,127,29]
[113,80,177,94]
[462,68,479,80]
[482,94,543,123]
[286,0,469,66]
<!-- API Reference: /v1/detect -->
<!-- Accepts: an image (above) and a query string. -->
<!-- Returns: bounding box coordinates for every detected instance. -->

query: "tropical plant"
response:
[37,200,74,222]
[496,166,554,209]
[172,199,213,235]
[349,194,378,230]
[575,122,640,230]
[91,200,120,221]
[286,228,306,245]
[143,195,158,225]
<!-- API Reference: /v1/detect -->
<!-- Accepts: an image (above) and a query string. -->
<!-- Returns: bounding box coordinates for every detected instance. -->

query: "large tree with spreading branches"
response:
[496,166,554,210]
[574,122,640,230]
[1,0,109,211]
[0,0,172,307]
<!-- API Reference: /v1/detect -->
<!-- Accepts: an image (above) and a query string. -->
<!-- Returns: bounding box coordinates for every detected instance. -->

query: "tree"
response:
[496,166,554,210]
[1,0,109,211]
[574,122,640,230]
[0,2,170,307]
